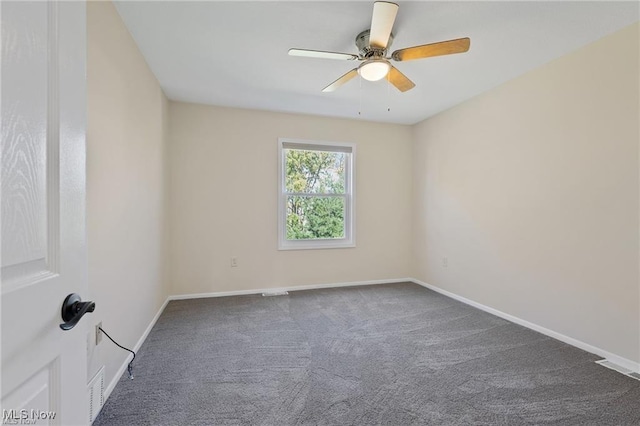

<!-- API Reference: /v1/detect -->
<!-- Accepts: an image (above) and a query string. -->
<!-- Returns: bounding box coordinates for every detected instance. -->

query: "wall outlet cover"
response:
[95,322,102,346]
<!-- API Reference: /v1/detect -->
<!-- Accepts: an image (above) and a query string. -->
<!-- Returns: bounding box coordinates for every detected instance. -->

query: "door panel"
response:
[2,1,88,424]
[2,361,59,425]
[1,0,49,290]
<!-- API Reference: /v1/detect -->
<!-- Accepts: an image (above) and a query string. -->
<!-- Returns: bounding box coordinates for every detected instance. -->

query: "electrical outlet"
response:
[95,322,102,346]
[231,257,238,267]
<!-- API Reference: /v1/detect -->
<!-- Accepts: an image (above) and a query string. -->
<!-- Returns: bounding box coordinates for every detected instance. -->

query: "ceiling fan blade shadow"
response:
[369,1,398,49]
[322,69,359,92]
[392,37,470,62]
[288,49,358,61]
[388,66,415,92]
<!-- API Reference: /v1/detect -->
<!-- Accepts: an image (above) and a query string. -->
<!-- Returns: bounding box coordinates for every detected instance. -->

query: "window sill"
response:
[278,240,356,251]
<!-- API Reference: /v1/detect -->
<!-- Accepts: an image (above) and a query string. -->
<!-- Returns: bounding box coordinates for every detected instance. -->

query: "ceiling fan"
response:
[288,1,470,93]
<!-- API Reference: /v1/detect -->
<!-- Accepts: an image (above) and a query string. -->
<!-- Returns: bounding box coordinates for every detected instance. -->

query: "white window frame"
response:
[278,138,356,250]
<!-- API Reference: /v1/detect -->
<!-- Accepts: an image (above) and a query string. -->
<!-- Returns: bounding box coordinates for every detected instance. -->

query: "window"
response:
[278,138,355,250]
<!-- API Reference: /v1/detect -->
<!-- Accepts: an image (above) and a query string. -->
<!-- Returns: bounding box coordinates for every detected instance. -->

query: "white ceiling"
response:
[114,1,639,125]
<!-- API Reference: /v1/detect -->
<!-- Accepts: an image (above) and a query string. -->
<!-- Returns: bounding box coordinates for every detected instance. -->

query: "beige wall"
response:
[412,23,640,364]
[87,1,170,387]
[169,103,413,294]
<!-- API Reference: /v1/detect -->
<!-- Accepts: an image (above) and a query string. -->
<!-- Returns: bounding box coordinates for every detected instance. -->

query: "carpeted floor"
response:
[95,282,640,425]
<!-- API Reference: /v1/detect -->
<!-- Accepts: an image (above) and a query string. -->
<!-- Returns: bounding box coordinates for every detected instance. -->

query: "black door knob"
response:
[60,293,95,331]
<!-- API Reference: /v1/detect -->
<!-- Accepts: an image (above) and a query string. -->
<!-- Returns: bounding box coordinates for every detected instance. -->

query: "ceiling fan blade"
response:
[322,69,358,92]
[392,37,471,62]
[289,48,358,61]
[369,1,399,49]
[387,66,415,92]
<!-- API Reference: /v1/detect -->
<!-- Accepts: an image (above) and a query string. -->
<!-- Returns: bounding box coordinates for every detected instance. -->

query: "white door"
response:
[1,1,88,425]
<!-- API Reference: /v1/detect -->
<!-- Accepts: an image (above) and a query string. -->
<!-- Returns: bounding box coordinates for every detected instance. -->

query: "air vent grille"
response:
[262,291,289,297]
[595,359,639,381]
[88,366,105,423]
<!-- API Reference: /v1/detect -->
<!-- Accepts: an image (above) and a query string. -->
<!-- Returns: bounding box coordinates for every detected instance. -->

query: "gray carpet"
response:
[95,282,640,425]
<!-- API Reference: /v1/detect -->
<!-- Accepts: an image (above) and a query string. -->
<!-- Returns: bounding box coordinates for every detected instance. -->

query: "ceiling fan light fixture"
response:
[358,59,391,82]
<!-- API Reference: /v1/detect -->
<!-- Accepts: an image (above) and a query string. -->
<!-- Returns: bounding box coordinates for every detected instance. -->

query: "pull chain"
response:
[387,72,391,112]
[358,74,362,116]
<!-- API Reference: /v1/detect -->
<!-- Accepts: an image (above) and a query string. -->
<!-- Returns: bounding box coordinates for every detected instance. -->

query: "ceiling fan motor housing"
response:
[356,29,393,58]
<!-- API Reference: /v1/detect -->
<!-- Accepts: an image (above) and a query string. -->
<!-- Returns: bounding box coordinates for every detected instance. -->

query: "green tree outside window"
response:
[285,149,346,240]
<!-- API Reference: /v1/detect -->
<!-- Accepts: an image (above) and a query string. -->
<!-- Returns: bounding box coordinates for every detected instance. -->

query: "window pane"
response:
[285,149,345,194]
[286,196,345,240]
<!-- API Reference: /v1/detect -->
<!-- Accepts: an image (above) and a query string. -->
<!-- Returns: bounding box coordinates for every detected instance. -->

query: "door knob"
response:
[60,293,95,331]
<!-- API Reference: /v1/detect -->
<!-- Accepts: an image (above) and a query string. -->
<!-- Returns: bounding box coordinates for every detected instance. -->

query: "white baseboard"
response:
[169,278,412,301]
[103,297,170,402]
[410,278,640,374]
[103,275,639,409]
